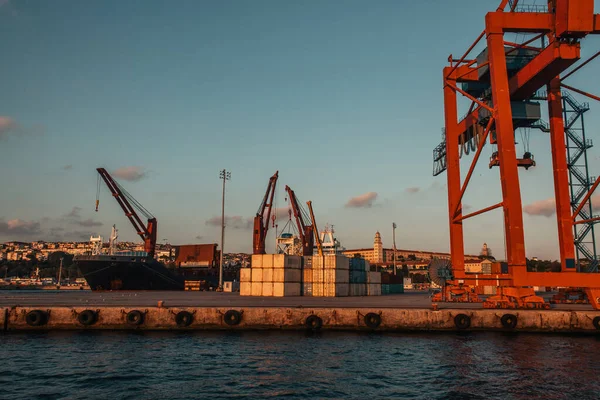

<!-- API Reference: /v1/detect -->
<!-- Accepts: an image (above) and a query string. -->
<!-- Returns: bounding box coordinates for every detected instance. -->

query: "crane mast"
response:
[285,185,314,256]
[95,168,157,258]
[253,171,279,254]
[306,201,322,257]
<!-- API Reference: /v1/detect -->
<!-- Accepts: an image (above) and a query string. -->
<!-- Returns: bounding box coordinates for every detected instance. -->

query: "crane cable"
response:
[519,127,531,153]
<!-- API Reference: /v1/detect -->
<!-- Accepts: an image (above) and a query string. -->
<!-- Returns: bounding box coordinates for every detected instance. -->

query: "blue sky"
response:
[1,0,599,259]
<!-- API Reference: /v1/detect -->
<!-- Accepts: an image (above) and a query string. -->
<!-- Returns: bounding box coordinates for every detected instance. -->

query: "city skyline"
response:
[1,0,600,259]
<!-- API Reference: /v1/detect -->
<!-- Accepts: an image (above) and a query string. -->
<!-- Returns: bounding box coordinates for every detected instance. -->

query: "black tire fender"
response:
[305,315,323,330]
[26,310,48,327]
[500,313,518,329]
[364,313,381,329]
[126,310,144,326]
[593,316,600,330]
[454,313,471,330]
[223,310,242,326]
[175,311,194,327]
[78,310,98,326]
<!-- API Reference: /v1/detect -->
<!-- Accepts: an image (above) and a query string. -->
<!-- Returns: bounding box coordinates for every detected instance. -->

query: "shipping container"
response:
[381,284,404,295]
[251,282,262,296]
[367,271,381,284]
[240,268,252,282]
[349,283,366,296]
[367,283,381,296]
[273,254,302,269]
[273,282,301,297]
[381,272,403,284]
[303,282,313,296]
[262,268,273,282]
[323,268,349,284]
[262,254,274,269]
[303,256,313,269]
[262,282,274,296]
[251,268,263,282]
[313,255,350,269]
[251,254,263,268]
[272,268,301,283]
[349,269,367,283]
[303,268,313,283]
[240,282,252,296]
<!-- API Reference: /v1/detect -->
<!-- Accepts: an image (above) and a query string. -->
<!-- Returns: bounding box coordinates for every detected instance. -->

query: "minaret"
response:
[374,231,383,263]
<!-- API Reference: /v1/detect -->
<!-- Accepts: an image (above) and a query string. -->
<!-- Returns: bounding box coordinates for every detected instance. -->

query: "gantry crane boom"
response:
[285,185,314,256]
[95,168,157,258]
[306,201,322,256]
[253,171,279,254]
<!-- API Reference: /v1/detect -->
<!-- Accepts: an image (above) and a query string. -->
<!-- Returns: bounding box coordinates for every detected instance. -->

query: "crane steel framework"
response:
[95,168,157,258]
[284,185,315,256]
[253,171,279,255]
[435,0,600,309]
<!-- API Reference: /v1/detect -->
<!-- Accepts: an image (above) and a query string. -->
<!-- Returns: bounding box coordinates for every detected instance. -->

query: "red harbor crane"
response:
[285,185,314,256]
[95,168,157,258]
[433,0,600,309]
[253,171,278,254]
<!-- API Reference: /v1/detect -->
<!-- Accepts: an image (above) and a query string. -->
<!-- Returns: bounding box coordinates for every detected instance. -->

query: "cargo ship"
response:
[74,252,185,291]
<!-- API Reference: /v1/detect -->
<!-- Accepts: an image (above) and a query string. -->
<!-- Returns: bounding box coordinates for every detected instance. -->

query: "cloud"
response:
[195,235,203,240]
[66,206,82,218]
[345,192,378,208]
[523,198,556,217]
[0,219,42,236]
[76,218,103,227]
[112,166,148,182]
[405,187,420,194]
[462,204,473,212]
[0,116,17,140]
[63,165,73,170]
[205,215,253,230]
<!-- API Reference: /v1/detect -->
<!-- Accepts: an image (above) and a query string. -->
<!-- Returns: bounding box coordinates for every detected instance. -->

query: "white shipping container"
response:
[273,282,301,297]
[251,268,263,282]
[240,282,252,296]
[367,284,381,296]
[262,268,273,282]
[251,254,263,269]
[272,268,301,283]
[262,254,274,269]
[364,260,371,272]
[350,283,366,296]
[251,282,263,296]
[240,268,252,282]
[368,272,381,284]
[335,283,349,297]
[262,282,274,296]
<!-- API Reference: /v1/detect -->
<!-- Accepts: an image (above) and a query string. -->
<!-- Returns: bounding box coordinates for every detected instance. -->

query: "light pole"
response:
[392,222,398,276]
[219,169,231,290]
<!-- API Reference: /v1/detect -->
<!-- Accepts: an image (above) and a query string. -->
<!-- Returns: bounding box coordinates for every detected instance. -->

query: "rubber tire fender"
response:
[26,310,48,327]
[78,310,98,326]
[454,313,471,330]
[223,310,242,326]
[126,310,145,326]
[364,313,381,329]
[305,315,323,331]
[175,311,193,327]
[500,313,518,329]
[593,316,600,330]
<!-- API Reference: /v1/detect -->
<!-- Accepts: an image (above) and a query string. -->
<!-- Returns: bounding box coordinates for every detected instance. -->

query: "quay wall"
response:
[2,306,600,333]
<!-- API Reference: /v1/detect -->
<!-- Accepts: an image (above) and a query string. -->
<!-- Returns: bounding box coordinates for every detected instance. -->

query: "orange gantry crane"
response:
[433,0,600,309]
[284,185,315,256]
[253,171,278,254]
[95,168,157,258]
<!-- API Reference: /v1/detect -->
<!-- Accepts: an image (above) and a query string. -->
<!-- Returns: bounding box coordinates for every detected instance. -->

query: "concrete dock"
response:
[1,291,600,333]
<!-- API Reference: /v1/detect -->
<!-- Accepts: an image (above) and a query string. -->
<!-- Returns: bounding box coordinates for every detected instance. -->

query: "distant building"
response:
[342,232,479,265]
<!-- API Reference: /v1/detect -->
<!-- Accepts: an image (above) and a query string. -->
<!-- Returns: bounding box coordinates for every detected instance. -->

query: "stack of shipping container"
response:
[240,254,302,296]
[241,253,402,297]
